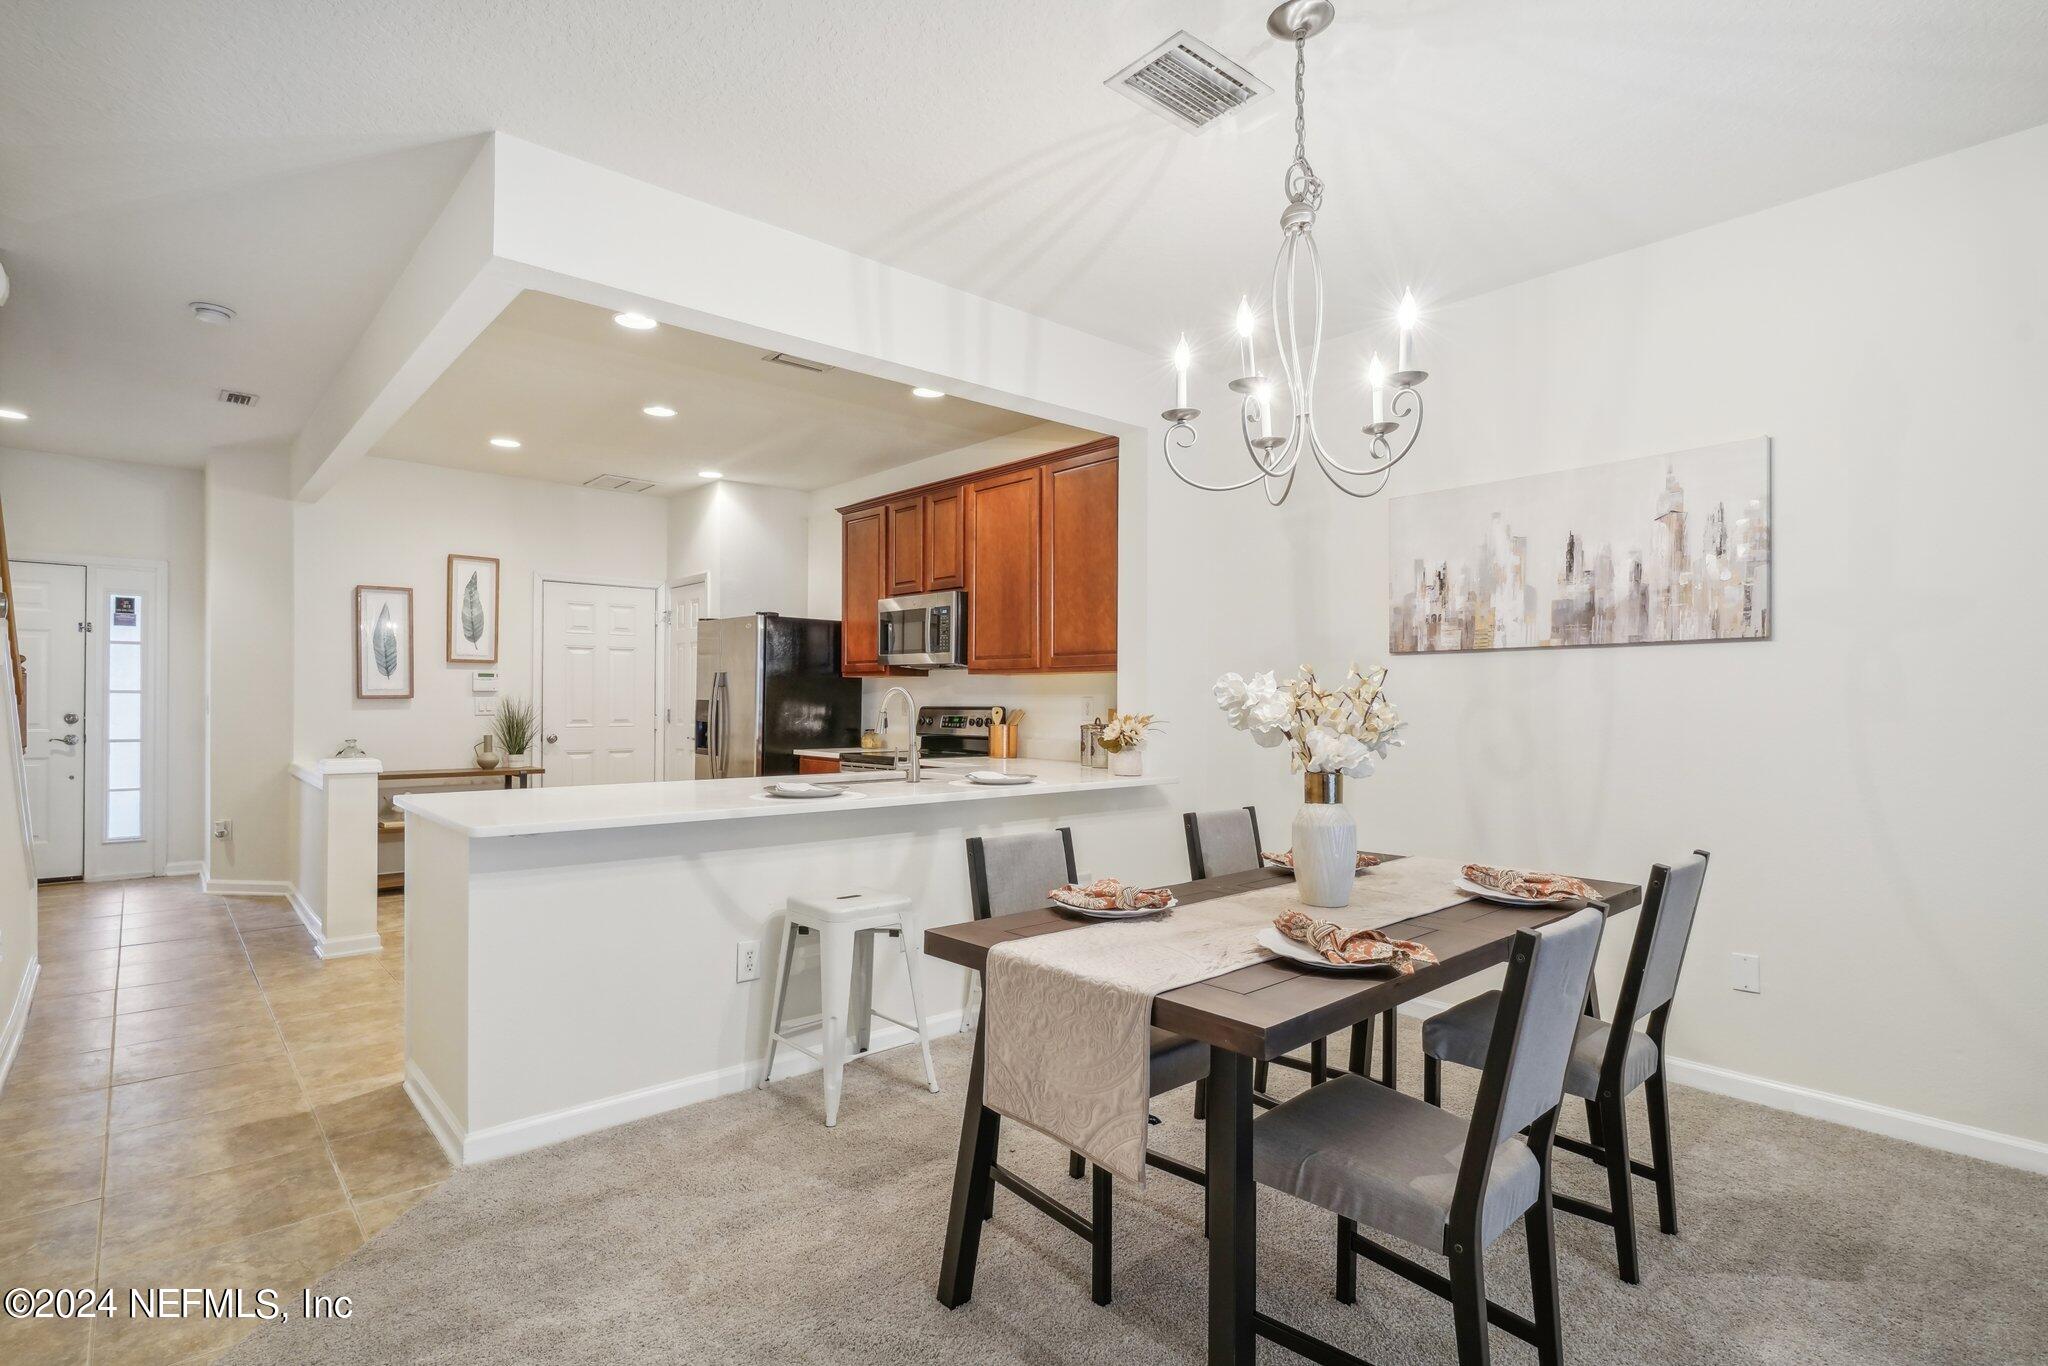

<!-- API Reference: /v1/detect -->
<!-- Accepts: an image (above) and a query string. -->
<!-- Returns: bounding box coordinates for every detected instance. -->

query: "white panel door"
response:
[664,580,706,779]
[540,580,658,786]
[13,560,88,879]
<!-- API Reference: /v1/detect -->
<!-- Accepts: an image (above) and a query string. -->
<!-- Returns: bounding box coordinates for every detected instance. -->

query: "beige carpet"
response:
[222,1031,2048,1365]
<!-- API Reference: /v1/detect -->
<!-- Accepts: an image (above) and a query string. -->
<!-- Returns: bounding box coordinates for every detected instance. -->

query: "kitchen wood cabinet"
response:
[964,465,1045,672]
[885,496,925,596]
[840,506,887,676]
[924,487,964,590]
[1041,444,1119,670]
[796,755,842,774]
[837,437,1117,675]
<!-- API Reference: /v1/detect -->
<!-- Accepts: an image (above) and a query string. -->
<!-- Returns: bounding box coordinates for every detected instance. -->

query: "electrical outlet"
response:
[736,940,761,983]
[212,819,233,841]
[1730,952,1761,994]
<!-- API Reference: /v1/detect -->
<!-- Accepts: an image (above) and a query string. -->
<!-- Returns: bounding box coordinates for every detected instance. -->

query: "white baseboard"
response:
[161,860,204,878]
[201,873,291,897]
[1401,996,2048,1176]
[285,886,383,961]
[409,1009,963,1167]
[0,958,40,1098]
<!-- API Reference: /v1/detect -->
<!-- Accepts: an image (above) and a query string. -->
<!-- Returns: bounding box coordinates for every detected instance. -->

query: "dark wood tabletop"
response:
[924,858,1643,1061]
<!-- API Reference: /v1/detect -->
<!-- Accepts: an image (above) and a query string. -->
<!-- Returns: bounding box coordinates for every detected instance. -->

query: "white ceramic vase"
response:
[1292,772,1357,909]
[1108,747,1143,776]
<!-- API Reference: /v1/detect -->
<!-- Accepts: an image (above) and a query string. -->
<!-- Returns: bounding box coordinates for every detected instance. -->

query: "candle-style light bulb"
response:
[1367,353,1388,424]
[1173,335,1191,410]
[1396,290,1419,372]
[1236,297,1258,379]
[1255,382,1273,441]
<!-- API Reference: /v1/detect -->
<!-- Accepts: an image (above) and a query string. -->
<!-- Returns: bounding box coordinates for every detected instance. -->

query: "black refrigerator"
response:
[693,614,860,778]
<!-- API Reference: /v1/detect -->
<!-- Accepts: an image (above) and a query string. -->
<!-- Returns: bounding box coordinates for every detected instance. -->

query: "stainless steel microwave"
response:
[878,590,967,668]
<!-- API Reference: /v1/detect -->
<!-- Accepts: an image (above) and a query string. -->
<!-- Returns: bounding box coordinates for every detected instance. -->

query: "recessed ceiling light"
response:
[911,387,945,399]
[188,301,237,325]
[0,408,25,421]
[698,469,723,480]
[489,436,522,449]
[613,312,658,330]
[642,404,676,418]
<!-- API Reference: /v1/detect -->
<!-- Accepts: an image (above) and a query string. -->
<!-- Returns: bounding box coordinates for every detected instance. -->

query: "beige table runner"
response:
[983,856,1469,1183]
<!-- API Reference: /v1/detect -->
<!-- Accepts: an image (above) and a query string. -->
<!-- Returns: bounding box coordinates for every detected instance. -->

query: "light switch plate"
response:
[1730,952,1761,994]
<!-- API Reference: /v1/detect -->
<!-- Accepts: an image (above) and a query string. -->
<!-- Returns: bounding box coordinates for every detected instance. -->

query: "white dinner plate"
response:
[1261,855,1379,879]
[1255,926,1401,972]
[1454,875,1568,907]
[966,770,1037,786]
[1048,895,1179,919]
[755,783,852,801]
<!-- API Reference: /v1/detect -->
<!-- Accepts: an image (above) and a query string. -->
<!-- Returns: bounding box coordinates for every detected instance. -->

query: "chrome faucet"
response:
[880,685,922,783]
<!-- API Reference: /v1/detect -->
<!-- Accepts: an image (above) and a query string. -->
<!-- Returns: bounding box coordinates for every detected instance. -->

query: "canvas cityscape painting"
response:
[1389,438,1771,654]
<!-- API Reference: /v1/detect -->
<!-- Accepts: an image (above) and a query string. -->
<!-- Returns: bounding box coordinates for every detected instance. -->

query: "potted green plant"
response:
[493,695,538,767]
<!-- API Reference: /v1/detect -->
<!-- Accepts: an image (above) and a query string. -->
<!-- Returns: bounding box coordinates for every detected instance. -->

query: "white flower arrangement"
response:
[1096,710,1157,753]
[1213,663,1405,777]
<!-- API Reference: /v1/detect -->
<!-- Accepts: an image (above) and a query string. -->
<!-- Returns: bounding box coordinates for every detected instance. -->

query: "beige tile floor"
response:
[0,879,446,1365]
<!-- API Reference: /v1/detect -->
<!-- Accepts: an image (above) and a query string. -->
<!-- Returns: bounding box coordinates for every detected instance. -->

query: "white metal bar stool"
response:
[761,888,940,1126]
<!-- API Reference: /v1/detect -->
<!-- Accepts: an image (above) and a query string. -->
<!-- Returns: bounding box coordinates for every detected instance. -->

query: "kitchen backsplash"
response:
[861,671,1115,763]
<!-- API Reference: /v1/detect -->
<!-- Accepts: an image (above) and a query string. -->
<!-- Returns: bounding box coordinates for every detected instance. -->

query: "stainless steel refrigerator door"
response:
[694,615,765,778]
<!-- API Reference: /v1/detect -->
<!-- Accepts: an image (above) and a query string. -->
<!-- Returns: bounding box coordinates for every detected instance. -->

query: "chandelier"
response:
[1161,1,1429,505]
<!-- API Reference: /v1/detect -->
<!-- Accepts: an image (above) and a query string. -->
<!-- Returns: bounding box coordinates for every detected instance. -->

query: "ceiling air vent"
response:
[216,389,259,407]
[1107,31,1270,133]
[762,351,833,374]
[583,474,657,494]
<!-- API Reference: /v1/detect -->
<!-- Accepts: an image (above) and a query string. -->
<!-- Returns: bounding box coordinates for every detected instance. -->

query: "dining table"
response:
[923,855,1642,1366]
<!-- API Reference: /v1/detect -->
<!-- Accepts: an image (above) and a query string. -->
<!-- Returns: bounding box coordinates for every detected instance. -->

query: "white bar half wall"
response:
[288,758,385,957]
[398,772,1182,1165]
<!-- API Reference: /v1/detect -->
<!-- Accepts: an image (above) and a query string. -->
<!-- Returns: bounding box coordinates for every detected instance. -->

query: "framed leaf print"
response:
[446,554,500,664]
[354,585,414,700]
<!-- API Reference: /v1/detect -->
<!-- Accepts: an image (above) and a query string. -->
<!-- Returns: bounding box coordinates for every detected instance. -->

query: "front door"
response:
[12,560,88,879]
[664,579,707,779]
[540,579,658,786]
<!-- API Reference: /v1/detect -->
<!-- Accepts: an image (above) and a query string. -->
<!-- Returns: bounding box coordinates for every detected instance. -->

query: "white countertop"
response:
[393,759,1172,838]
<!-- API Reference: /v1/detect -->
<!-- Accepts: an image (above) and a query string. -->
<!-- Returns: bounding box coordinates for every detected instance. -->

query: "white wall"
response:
[1,447,207,867]
[666,479,808,617]
[804,421,1116,758]
[1326,124,2048,1146]
[0,651,39,1083]
[293,456,669,766]
[203,452,297,886]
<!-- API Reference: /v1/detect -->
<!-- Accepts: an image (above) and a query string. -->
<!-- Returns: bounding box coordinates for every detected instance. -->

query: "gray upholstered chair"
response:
[963,828,1208,1306]
[1422,852,1709,1284]
[1184,806,1402,1105]
[1253,908,1605,1366]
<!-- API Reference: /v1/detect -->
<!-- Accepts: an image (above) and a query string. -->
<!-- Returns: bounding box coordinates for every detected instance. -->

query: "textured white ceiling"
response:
[3,0,2046,467]
[376,291,1046,492]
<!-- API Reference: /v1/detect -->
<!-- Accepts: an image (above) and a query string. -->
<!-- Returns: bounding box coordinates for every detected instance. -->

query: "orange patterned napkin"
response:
[1274,909,1438,973]
[1050,878,1175,912]
[1263,850,1382,873]
[1462,864,1597,903]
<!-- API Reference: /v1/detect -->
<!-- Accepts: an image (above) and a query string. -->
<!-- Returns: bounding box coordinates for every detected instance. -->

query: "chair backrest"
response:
[1614,850,1711,1028]
[1462,908,1606,1172]
[1183,806,1263,880]
[964,828,1078,920]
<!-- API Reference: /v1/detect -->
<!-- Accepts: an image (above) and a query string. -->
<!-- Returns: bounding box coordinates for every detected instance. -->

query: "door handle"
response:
[63,712,81,725]
[57,733,81,746]
[544,733,558,744]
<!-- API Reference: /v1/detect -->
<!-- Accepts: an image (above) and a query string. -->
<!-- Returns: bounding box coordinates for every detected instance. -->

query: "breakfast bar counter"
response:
[394,761,1179,1165]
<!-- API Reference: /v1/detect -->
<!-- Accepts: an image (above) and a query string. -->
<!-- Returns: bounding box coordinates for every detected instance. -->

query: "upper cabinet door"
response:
[885,496,926,596]
[1041,445,1119,671]
[964,466,1044,672]
[924,486,964,590]
[841,507,887,676]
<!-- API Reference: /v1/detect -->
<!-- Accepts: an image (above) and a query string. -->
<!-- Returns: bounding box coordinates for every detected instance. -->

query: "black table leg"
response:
[937,1015,1001,1308]
[1206,1048,1256,1365]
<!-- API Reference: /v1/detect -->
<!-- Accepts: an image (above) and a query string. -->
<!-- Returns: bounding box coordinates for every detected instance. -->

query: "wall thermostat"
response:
[471,671,500,694]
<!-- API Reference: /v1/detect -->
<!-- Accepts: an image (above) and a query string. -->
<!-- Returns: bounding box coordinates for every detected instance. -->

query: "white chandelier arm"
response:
[1160,419,1270,493]
[1305,385,1427,479]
